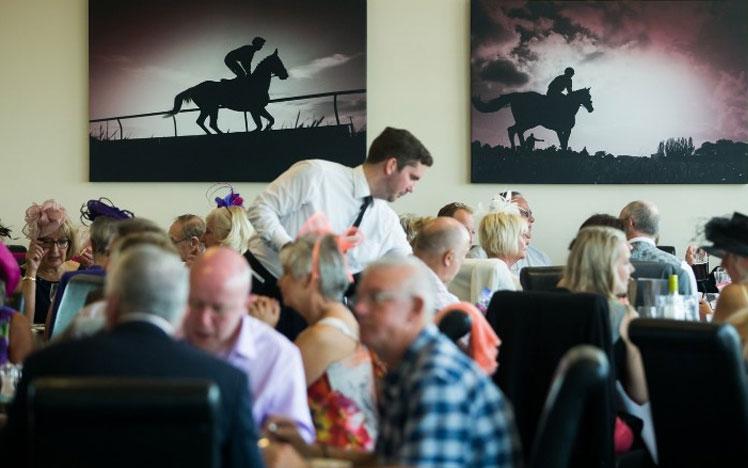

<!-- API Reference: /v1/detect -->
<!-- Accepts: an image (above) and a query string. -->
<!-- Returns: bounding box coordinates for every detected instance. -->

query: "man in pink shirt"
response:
[183,247,315,443]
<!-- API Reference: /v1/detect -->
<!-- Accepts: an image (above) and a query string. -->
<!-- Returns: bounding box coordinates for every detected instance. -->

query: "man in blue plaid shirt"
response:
[355,256,522,468]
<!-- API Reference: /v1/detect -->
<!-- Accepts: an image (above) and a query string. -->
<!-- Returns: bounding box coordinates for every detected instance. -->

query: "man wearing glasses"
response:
[506,191,552,274]
[468,191,551,273]
[168,214,206,268]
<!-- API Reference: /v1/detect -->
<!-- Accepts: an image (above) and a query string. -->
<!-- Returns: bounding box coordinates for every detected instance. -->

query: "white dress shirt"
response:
[247,159,412,277]
[628,236,698,296]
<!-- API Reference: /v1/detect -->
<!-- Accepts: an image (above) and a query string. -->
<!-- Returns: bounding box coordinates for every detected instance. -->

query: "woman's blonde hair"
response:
[206,206,253,254]
[479,212,526,259]
[559,226,626,298]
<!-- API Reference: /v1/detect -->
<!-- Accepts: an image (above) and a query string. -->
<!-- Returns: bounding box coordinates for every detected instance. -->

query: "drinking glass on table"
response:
[714,267,731,291]
[690,248,709,281]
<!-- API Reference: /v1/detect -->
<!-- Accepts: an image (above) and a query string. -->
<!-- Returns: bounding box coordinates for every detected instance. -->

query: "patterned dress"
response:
[307,317,379,451]
[0,306,15,365]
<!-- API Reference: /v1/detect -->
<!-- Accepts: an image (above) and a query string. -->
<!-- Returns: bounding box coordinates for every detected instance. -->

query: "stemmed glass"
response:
[714,267,731,291]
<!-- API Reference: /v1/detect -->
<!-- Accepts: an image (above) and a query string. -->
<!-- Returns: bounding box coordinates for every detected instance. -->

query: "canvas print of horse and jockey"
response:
[471,0,748,184]
[89,0,366,182]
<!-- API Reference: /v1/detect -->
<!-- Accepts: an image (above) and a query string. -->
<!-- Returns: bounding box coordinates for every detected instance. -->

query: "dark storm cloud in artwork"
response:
[471,0,748,155]
[90,0,365,137]
[479,58,529,86]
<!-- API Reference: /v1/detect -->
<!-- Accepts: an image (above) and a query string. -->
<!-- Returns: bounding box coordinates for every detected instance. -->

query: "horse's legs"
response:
[557,130,569,150]
[260,108,274,130]
[208,108,223,134]
[517,130,527,148]
[249,111,263,132]
[507,126,517,150]
[196,110,212,135]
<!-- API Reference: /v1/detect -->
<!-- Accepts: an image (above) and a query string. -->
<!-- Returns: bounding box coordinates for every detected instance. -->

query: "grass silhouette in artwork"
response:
[166,49,289,134]
[471,138,747,184]
[473,87,594,151]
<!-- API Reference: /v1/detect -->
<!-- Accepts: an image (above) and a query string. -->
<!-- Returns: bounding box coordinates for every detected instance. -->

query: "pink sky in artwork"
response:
[471,1,748,156]
[89,0,366,139]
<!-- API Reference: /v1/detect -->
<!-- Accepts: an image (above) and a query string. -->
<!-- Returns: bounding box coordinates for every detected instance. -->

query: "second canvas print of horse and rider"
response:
[89,0,366,182]
[471,0,748,184]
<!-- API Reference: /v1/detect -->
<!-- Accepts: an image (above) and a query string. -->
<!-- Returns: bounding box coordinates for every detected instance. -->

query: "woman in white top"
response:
[478,211,529,292]
[278,233,378,452]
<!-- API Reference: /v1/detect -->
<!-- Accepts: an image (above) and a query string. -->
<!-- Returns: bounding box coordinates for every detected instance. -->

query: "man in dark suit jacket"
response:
[1,244,265,468]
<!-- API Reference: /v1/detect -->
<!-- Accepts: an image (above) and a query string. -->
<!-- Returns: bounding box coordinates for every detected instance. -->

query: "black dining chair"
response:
[629,319,748,468]
[519,266,564,292]
[27,377,221,468]
[486,290,616,468]
[529,345,610,468]
[437,308,472,344]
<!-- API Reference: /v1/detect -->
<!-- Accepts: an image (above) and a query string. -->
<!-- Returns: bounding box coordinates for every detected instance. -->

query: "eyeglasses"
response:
[518,208,533,219]
[353,290,412,307]
[37,238,69,249]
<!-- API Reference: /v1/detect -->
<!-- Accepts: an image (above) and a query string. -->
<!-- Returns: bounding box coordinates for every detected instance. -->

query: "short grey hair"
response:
[621,201,659,236]
[105,244,188,325]
[175,214,206,240]
[279,234,350,302]
[364,256,436,323]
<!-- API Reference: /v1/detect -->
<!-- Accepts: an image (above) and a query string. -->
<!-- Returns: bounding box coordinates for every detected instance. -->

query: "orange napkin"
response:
[435,301,501,375]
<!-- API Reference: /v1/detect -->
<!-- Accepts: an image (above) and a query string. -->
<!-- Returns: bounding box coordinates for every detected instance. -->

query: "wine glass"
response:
[714,267,731,291]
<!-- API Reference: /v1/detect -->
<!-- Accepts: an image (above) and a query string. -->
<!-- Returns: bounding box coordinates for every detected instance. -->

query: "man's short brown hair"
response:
[437,202,473,218]
[366,127,433,169]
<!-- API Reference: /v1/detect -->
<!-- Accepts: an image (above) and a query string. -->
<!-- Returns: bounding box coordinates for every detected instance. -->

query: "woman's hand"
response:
[25,240,45,276]
[263,416,314,458]
[249,295,281,327]
[75,245,94,268]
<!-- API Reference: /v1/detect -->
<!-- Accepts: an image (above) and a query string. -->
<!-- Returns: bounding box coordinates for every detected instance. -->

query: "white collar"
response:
[629,236,656,246]
[118,312,175,335]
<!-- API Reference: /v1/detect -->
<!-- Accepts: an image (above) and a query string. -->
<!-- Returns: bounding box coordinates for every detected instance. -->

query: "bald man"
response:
[183,247,315,443]
[412,217,471,311]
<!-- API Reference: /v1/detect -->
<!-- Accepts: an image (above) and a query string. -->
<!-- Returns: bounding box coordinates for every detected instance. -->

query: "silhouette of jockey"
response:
[224,37,266,79]
[547,67,575,97]
[524,133,544,151]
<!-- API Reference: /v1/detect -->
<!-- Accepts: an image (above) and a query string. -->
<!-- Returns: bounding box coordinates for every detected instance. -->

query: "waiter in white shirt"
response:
[246,127,433,340]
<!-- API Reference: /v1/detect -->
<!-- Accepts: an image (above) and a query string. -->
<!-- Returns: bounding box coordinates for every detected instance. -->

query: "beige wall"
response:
[1,0,745,264]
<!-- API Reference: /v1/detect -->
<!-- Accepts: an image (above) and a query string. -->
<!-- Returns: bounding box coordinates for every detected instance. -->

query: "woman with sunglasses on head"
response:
[21,200,79,324]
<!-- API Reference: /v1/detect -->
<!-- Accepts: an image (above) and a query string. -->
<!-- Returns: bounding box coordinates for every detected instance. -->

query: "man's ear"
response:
[409,296,425,324]
[384,157,398,175]
[189,236,202,253]
[443,249,455,268]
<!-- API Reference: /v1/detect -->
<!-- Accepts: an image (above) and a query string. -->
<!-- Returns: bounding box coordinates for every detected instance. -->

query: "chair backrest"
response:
[486,290,615,468]
[49,274,105,338]
[631,260,678,280]
[529,345,610,468]
[437,309,472,344]
[629,319,748,468]
[519,266,564,291]
[448,258,517,304]
[656,245,676,256]
[28,377,221,468]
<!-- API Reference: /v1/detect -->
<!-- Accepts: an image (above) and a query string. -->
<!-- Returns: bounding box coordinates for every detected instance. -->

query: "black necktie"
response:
[352,196,373,228]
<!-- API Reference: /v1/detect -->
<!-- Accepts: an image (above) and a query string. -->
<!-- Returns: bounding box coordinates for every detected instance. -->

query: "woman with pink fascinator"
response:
[21,200,79,324]
[270,214,380,455]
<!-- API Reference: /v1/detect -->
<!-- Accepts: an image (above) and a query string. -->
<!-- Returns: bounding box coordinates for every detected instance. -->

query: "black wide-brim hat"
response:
[701,212,748,258]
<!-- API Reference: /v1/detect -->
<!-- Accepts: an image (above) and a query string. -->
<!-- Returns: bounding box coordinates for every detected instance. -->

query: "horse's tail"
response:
[164,88,194,117]
[472,94,513,113]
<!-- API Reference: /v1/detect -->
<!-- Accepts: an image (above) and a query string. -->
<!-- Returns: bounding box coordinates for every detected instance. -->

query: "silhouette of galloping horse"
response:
[166,49,289,134]
[473,88,593,150]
